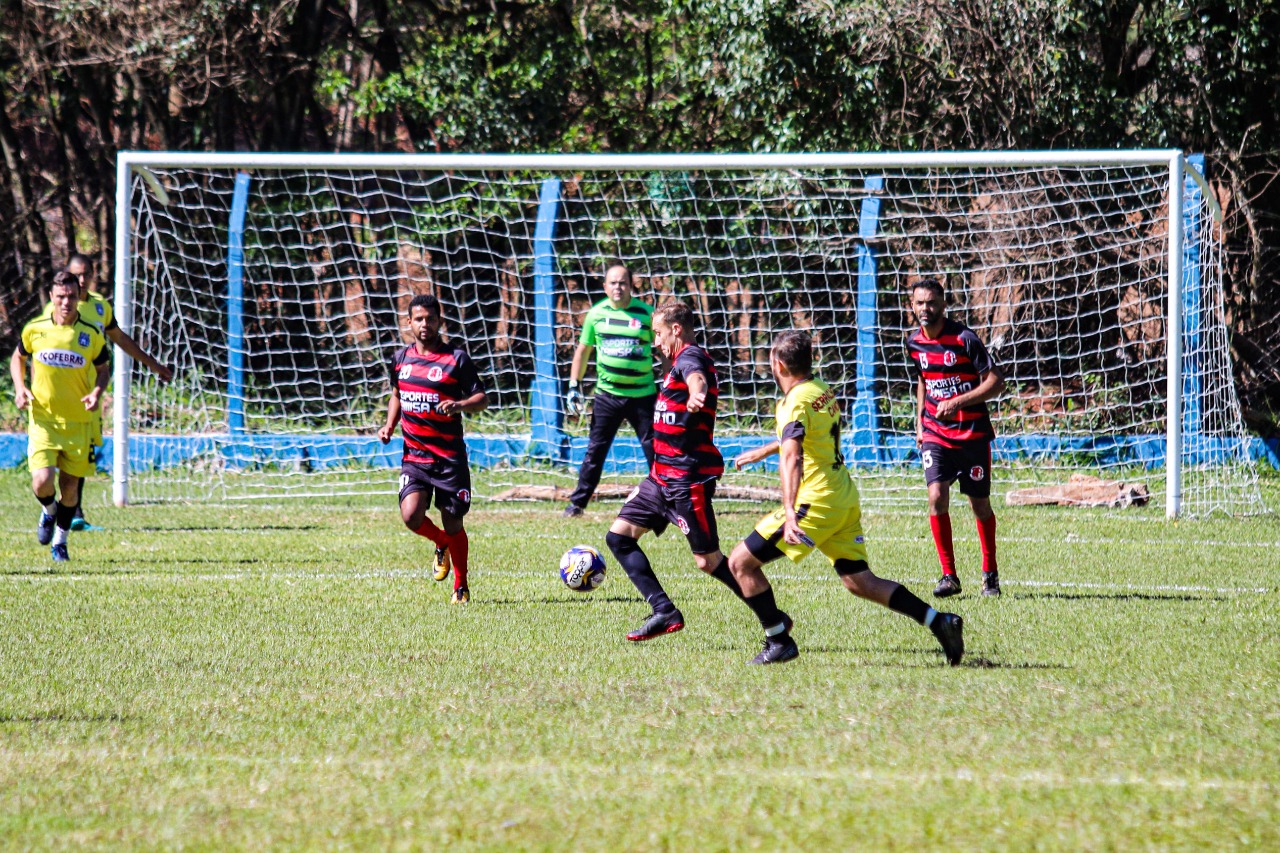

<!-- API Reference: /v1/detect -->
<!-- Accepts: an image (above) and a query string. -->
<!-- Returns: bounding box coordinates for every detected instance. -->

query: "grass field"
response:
[1,468,1277,850]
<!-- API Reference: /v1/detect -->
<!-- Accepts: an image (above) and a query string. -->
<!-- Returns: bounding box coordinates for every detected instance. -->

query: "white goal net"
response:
[112,152,1268,517]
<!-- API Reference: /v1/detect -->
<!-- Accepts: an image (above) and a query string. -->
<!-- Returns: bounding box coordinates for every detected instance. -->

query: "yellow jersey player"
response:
[728,330,966,666]
[50,254,173,530]
[10,271,111,562]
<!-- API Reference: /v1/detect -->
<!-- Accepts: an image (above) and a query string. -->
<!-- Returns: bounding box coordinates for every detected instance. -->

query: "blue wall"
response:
[1,432,1275,475]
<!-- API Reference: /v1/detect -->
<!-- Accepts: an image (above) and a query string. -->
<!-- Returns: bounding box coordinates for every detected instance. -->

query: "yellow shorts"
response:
[91,407,104,448]
[28,420,95,478]
[751,497,869,566]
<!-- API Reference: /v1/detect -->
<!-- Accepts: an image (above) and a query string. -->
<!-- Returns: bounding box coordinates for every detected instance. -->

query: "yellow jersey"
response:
[775,377,858,506]
[39,290,116,335]
[19,312,109,424]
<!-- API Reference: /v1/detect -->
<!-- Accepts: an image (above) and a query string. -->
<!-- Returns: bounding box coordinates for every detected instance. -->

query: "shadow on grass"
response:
[1009,591,1226,603]
[959,656,1067,670]
[0,712,129,724]
[743,644,1069,670]
[480,594,638,606]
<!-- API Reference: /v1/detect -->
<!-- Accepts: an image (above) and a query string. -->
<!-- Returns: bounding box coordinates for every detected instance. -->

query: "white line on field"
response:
[1,571,1269,594]
[757,766,1276,793]
[501,530,1280,549]
[4,524,1278,550]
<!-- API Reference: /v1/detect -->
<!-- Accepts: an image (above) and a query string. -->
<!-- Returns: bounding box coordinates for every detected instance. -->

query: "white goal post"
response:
[111,150,1268,518]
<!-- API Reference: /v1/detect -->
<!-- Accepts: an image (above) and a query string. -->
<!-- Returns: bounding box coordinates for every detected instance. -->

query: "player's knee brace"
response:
[834,558,870,577]
[605,530,639,560]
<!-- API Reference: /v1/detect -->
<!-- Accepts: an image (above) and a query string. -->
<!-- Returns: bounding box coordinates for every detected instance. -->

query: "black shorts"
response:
[616,476,720,555]
[399,459,473,517]
[921,441,992,499]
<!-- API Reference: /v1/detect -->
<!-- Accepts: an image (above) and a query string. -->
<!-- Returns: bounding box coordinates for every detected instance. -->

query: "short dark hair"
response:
[772,330,813,376]
[67,253,92,271]
[51,270,80,292]
[912,277,946,300]
[408,293,440,316]
[653,299,696,329]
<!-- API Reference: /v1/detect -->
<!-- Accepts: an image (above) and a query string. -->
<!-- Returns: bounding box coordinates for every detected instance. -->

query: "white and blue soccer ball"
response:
[559,545,607,592]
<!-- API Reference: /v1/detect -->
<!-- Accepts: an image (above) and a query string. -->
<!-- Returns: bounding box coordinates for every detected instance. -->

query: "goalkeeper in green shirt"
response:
[563,265,658,517]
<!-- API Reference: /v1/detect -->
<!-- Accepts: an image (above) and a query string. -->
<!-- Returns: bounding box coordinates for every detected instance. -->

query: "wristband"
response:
[568,380,580,390]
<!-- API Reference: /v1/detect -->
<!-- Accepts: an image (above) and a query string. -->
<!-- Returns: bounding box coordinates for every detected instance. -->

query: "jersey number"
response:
[829,422,845,468]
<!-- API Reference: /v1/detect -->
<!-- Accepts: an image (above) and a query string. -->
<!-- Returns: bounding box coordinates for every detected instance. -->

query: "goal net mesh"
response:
[118,159,1267,516]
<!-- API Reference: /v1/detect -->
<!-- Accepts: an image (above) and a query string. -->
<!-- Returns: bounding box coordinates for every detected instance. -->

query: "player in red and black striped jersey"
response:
[906,278,1006,598]
[605,301,792,658]
[378,294,488,604]
[650,322,724,488]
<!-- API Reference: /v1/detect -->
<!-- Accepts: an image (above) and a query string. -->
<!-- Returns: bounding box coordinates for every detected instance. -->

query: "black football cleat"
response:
[36,511,56,546]
[931,612,965,666]
[562,504,585,518]
[626,609,685,641]
[981,572,1002,597]
[933,574,962,598]
[749,633,799,665]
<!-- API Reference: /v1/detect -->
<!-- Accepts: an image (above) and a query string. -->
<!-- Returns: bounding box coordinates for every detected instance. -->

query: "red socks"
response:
[413,517,447,547]
[930,513,956,576]
[976,514,998,574]
[447,528,469,589]
[413,517,469,589]
[932,512,998,575]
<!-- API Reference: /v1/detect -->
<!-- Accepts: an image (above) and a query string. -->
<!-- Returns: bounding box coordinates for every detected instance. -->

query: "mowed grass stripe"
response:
[1,469,1277,848]
[1,746,1272,793]
[1,570,1271,596]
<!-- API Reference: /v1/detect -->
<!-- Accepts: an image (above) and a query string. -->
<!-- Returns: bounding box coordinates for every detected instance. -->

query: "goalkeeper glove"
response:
[566,381,586,416]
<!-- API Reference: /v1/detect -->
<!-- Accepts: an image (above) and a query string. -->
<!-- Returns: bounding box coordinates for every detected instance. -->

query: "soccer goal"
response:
[111,151,1268,517]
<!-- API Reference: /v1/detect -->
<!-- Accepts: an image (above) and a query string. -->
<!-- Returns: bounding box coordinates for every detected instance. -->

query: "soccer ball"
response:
[559,545,606,592]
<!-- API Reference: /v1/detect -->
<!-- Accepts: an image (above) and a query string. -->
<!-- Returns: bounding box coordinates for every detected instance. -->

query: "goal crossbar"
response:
[111,150,1263,518]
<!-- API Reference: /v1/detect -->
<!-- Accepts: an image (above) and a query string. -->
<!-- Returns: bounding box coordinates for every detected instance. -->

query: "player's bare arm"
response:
[934,368,1005,420]
[10,348,33,410]
[105,326,174,384]
[378,394,402,443]
[777,436,806,544]
[437,390,489,416]
[82,359,111,410]
[734,440,780,469]
[685,371,708,412]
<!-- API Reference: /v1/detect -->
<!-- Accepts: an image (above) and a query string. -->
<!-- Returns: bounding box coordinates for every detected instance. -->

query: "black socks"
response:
[888,584,932,625]
[606,531,674,613]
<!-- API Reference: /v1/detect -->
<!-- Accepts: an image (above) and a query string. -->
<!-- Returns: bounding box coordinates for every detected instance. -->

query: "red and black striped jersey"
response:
[388,343,484,464]
[906,318,998,447]
[651,343,724,484]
